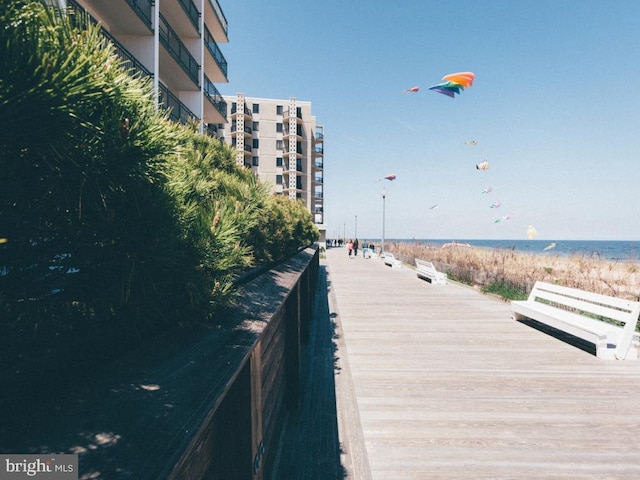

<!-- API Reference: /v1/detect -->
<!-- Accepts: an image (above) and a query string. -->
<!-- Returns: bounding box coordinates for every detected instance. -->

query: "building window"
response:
[253,121,259,131]
[276,123,283,133]
[252,156,259,166]
[277,105,283,115]
[252,103,259,114]
[252,139,259,149]
[276,175,283,184]
[276,140,283,150]
[276,157,283,167]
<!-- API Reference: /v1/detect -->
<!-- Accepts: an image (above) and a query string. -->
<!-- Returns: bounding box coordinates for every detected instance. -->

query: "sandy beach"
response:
[385,241,640,301]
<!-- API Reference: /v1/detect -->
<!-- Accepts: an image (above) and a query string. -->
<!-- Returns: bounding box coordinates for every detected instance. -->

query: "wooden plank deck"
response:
[325,247,640,479]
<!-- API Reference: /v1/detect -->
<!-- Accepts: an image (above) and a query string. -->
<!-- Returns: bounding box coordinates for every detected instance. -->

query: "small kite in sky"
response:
[429,204,439,210]
[543,242,557,251]
[428,71,475,98]
[476,160,490,170]
[527,225,538,239]
[481,187,492,194]
[464,140,478,145]
[402,86,420,93]
[377,173,397,182]
[489,203,501,208]
[494,215,511,223]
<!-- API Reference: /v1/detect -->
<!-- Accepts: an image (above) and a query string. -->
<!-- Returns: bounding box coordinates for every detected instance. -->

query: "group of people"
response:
[347,238,359,257]
[346,239,375,258]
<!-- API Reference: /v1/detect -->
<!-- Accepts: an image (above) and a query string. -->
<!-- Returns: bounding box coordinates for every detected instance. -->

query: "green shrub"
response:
[481,282,528,301]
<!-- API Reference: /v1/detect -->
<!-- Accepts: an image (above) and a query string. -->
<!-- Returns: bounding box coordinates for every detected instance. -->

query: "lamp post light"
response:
[355,215,358,239]
[381,188,386,254]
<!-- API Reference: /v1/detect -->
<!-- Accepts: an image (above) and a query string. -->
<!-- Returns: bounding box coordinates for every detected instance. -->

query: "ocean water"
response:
[386,239,640,262]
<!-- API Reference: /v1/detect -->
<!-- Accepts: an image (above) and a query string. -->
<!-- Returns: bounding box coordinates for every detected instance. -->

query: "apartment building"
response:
[219,94,327,245]
[58,0,229,135]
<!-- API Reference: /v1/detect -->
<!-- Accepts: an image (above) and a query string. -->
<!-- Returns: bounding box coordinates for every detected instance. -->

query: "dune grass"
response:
[385,241,640,301]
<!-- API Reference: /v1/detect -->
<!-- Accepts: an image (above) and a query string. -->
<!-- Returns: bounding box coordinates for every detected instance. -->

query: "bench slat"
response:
[531,289,635,325]
[533,283,639,316]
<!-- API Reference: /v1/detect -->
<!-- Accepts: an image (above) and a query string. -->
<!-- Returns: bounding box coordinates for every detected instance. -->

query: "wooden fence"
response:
[1,245,320,480]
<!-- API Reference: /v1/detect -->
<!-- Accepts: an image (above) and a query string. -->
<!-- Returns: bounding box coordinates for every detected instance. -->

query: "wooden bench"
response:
[415,259,447,285]
[383,253,402,268]
[511,281,640,360]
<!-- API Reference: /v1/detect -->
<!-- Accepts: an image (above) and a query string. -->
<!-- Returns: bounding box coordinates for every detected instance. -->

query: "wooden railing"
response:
[2,245,320,479]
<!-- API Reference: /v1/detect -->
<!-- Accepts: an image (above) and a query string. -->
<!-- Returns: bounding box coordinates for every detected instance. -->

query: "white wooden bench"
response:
[383,253,402,268]
[415,259,447,285]
[511,281,640,360]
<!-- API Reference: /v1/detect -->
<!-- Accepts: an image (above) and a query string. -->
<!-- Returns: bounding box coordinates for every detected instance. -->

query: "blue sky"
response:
[218,0,640,241]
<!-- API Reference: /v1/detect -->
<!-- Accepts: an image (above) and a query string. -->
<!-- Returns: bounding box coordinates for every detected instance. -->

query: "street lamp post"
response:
[355,215,358,239]
[381,188,386,254]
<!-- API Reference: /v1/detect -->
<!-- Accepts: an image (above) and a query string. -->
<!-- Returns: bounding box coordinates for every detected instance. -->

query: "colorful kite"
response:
[494,215,511,223]
[476,160,490,170]
[428,71,475,98]
[527,225,538,239]
[489,203,501,208]
[402,86,420,94]
[481,187,492,194]
[464,140,478,145]
[376,173,397,182]
[543,242,556,251]
[429,204,439,210]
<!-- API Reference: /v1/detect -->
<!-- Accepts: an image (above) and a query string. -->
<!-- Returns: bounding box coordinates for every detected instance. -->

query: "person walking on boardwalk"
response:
[353,238,359,257]
[347,239,354,258]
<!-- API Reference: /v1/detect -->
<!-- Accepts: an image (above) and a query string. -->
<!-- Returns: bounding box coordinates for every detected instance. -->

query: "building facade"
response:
[219,95,326,245]
[58,0,229,135]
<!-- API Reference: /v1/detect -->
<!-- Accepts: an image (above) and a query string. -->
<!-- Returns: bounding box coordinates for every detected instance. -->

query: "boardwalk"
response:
[324,247,640,480]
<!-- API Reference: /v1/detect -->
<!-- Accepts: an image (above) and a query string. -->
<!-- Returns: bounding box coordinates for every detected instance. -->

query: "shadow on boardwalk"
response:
[270,264,349,479]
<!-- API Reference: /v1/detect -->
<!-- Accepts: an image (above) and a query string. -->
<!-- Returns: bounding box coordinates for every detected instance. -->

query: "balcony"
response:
[204,123,219,137]
[314,160,323,169]
[178,0,200,34]
[282,109,302,124]
[231,105,252,119]
[204,0,228,43]
[314,146,323,156]
[67,1,153,80]
[159,82,197,124]
[204,27,228,82]
[231,140,252,156]
[204,76,227,123]
[126,0,153,31]
[159,13,200,88]
[283,148,302,159]
[231,125,252,137]
[73,0,153,34]
[101,29,152,81]
[283,126,304,141]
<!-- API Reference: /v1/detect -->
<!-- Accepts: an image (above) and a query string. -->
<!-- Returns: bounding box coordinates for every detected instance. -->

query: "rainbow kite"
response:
[428,71,475,98]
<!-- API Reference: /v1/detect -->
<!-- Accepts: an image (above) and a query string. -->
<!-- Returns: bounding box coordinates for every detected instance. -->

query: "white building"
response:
[219,94,327,246]
[61,0,229,135]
